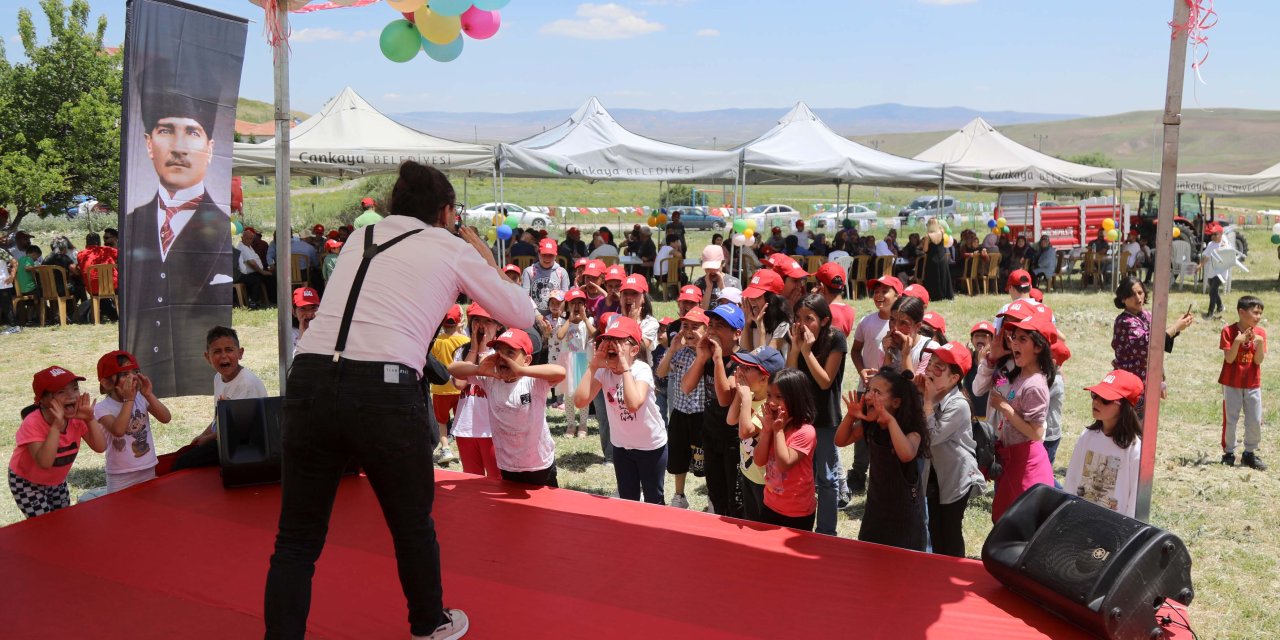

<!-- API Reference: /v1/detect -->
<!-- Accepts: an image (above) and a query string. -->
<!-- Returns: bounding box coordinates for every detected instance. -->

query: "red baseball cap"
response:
[96,350,139,381]
[564,287,588,303]
[776,257,808,280]
[538,238,558,256]
[574,257,589,269]
[33,366,85,403]
[677,285,703,303]
[970,320,996,336]
[1085,369,1144,405]
[764,253,790,271]
[443,304,462,325]
[292,287,320,308]
[312,224,325,234]
[467,301,492,321]
[998,301,1040,323]
[925,341,972,376]
[743,269,784,299]
[1051,339,1072,366]
[327,230,340,239]
[1029,287,1044,303]
[814,262,846,291]
[361,197,375,207]
[567,227,580,236]
[489,328,534,355]
[903,284,930,305]
[582,260,605,278]
[659,316,676,326]
[1007,269,1032,289]
[621,274,649,294]
[243,226,258,236]
[324,239,343,251]
[605,265,627,282]
[682,307,710,325]
[921,311,946,334]
[503,264,522,276]
[1004,312,1054,340]
[868,275,904,295]
[600,315,643,343]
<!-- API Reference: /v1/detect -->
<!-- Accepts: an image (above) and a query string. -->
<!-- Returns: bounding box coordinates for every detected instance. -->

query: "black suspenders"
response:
[332,224,424,362]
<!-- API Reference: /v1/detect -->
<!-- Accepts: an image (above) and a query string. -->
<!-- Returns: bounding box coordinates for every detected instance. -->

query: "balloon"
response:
[1101,218,1115,231]
[987,219,998,229]
[428,0,473,17]
[386,0,425,11]
[1000,226,1010,234]
[380,20,422,62]
[1172,227,1181,239]
[997,217,1008,228]
[414,6,462,45]
[232,220,244,235]
[421,34,463,62]
[1105,228,1119,242]
[744,228,754,239]
[732,234,747,247]
[503,214,519,228]
[745,219,758,230]
[491,213,503,226]
[486,228,497,242]
[1271,222,1280,235]
[460,6,501,39]
[1272,233,1280,245]
[732,219,746,233]
[648,215,658,227]
[472,0,509,9]
[496,225,512,241]
[943,234,954,248]
[841,218,854,230]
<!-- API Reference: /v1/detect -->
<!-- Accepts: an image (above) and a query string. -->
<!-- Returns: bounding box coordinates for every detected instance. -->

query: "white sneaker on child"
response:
[670,494,689,509]
[412,609,468,640]
[437,445,457,464]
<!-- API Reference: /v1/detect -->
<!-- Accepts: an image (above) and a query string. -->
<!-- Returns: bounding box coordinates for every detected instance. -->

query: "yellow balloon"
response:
[486,228,497,242]
[996,217,1008,228]
[746,219,758,230]
[648,215,658,227]
[1172,226,1181,238]
[1101,218,1116,231]
[386,0,426,11]
[743,228,754,239]
[1105,228,1119,242]
[492,213,503,226]
[415,6,462,45]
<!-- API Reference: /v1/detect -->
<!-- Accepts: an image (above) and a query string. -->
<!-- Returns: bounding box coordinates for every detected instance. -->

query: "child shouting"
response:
[9,366,107,518]
[94,350,173,493]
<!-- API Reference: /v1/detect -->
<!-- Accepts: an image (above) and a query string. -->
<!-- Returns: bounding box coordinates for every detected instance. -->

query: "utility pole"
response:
[1033,133,1048,153]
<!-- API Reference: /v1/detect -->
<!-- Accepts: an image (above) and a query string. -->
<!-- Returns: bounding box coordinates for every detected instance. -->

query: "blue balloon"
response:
[496,225,513,241]
[429,0,473,16]
[422,34,464,62]
[472,0,509,9]
[987,219,998,229]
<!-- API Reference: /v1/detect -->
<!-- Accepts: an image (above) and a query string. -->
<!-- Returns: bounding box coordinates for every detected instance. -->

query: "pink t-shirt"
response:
[9,411,90,486]
[477,376,556,472]
[763,423,817,517]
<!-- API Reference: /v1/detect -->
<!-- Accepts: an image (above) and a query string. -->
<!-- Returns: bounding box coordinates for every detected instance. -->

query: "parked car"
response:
[667,206,726,230]
[811,204,877,231]
[745,204,802,233]
[897,196,957,223]
[463,202,553,230]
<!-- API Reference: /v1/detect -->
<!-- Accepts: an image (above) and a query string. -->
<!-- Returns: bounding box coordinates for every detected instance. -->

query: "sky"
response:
[2,0,1277,117]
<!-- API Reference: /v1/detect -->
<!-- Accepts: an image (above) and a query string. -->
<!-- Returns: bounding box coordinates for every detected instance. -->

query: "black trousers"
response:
[501,466,559,488]
[264,355,444,639]
[702,422,742,518]
[1207,276,1224,316]
[926,482,971,558]
[760,504,815,532]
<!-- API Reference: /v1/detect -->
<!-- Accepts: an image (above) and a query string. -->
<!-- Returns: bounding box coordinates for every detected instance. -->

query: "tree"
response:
[659,184,693,208]
[0,0,120,230]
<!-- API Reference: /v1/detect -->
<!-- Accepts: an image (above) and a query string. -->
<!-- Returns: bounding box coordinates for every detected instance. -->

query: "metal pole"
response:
[1136,0,1191,523]
[273,1,292,395]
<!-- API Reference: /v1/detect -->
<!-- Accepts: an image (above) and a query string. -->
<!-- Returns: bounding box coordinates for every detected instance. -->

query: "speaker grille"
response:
[1019,502,1146,603]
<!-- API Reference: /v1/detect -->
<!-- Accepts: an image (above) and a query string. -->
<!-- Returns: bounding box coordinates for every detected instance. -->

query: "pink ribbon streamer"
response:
[1170,0,1217,80]
[292,0,381,13]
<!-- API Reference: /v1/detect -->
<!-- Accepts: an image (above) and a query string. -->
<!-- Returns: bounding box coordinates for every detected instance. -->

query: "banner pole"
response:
[273,0,292,395]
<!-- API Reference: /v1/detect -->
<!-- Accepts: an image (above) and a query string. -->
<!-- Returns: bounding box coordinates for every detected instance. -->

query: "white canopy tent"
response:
[914,117,1119,192]
[736,102,943,188]
[232,87,494,177]
[1122,160,1280,197]
[496,97,739,183]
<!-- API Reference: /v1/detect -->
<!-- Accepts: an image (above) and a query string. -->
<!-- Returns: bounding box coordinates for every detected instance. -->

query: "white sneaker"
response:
[412,609,469,640]
[437,446,457,464]
[670,494,689,509]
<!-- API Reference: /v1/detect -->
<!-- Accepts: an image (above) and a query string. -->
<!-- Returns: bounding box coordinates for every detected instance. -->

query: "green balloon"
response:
[504,214,520,228]
[732,219,747,233]
[1001,226,1011,234]
[233,220,244,234]
[380,20,421,63]
[1271,233,1280,245]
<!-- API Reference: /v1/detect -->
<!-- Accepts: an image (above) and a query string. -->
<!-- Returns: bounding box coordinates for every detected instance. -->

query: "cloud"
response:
[540,4,665,40]
[291,28,375,43]
[382,93,403,100]
[918,0,977,5]
[695,28,719,37]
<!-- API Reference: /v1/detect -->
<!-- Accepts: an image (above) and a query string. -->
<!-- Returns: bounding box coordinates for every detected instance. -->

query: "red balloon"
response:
[402,11,416,23]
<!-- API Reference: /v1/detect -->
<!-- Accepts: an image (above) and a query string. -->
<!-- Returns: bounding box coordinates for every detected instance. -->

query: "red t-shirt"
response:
[830,302,856,337]
[1219,324,1266,389]
[76,245,118,295]
[9,411,90,486]
[763,423,817,517]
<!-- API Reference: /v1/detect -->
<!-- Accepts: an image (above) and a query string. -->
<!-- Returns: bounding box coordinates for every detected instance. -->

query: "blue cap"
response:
[707,303,745,330]
[732,347,785,376]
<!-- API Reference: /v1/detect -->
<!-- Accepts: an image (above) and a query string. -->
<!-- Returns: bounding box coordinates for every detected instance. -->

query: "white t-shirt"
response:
[0,255,13,290]
[853,313,891,391]
[793,230,812,250]
[1064,428,1141,518]
[826,249,850,262]
[212,368,269,434]
[477,376,555,472]
[655,245,676,276]
[236,242,261,274]
[594,361,667,451]
[875,240,895,257]
[94,393,157,475]
[452,348,493,439]
[639,315,659,351]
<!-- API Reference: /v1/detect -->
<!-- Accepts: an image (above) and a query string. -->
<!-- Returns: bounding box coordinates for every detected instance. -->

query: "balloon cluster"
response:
[987,217,1010,234]
[646,213,668,227]
[1271,222,1280,245]
[484,211,520,242]
[1101,218,1119,242]
[730,218,759,241]
[380,0,508,63]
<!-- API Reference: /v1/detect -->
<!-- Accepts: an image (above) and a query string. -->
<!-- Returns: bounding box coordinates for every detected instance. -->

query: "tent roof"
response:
[497,97,739,182]
[232,87,493,176]
[914,117,1117,192]
[736,102,942,188]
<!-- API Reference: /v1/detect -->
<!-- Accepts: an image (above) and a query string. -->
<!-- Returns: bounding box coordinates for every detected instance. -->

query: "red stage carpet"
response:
[0,469,1189,639]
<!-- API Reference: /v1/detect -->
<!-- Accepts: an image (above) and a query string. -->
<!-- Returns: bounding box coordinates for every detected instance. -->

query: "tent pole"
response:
[272,1,292,395]
[1137,0,1191,523]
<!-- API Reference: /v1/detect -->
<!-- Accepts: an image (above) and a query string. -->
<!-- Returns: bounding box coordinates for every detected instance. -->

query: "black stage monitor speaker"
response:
[217,396,285,488]
[981,484,1194,640]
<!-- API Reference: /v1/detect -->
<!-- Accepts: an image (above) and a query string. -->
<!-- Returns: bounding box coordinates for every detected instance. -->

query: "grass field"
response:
[1,219,1277,637]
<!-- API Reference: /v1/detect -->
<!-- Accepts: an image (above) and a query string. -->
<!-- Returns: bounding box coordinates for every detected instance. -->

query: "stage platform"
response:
[0,468,1189,639]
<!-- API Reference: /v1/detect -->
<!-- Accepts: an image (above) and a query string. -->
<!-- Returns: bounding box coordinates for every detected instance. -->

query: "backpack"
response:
[972,419,1001,479]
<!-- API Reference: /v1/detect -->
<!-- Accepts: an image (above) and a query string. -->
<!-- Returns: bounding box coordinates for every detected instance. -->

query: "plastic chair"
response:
[290,254,308,290]
[1080,252,1101,291]
[11,268,38,323]
[850,255,872,299]
[875,256,895,278]
[88,263,118,325]
[658,255,682,300]
[1049,251,1067,291]
[831,255,854,299]
[982,255,1001,294]
[961,255,982,296]
[33,265,73,326]
[512,256,536,271]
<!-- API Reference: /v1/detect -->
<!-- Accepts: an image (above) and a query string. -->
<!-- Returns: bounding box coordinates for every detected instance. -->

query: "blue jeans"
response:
[265,355,444,639]
[614,445,668,504]
[592,393,613,463]
[812,428,841,535]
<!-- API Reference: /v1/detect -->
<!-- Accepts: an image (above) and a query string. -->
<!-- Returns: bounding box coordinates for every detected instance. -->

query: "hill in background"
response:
[235,97,309,125]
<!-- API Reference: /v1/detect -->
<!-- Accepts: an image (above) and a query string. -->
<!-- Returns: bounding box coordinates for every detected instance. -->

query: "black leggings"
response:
[1207,276,1224,316]
[926,475,971,558]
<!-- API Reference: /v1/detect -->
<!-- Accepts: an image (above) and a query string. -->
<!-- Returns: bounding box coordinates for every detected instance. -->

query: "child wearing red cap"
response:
[1065,370,1145,517]
[522,238,571,317]
[555,289,595,438]
[321,239,343,282]
[619,275,659,351]
[656,306,710,509]
[1197,223,1227,318]
[741,270,791,355]
[848,275,902,494]
[813,261,856,337]
[449,303,503,477]
[922,342,985,556]
[94,351,173,494]
[291,287,321,355]
[574,316,669,504]
[448,328,565,487]
[430,305,471,466]
[9,366,107,518]
[964,321,996,421]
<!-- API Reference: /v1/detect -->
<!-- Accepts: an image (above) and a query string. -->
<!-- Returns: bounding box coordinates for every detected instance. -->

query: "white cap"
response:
[717,287,742,305]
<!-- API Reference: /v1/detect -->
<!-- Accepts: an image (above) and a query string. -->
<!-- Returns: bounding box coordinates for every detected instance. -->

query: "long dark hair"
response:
[759,291,792,336]
[1005,327,1057,387]
[891,294,926,324]
[1088,398,1141,449]
[870,367,930,457]
[389,161,455,226]
[795,293,837,361]
[1113,276,1143,310]
[770,368,816,427]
